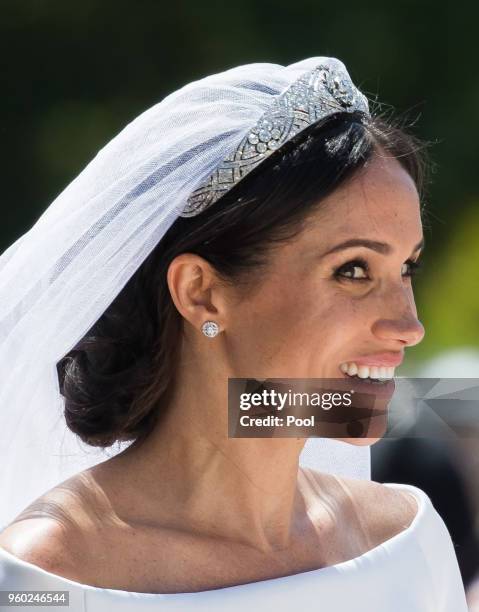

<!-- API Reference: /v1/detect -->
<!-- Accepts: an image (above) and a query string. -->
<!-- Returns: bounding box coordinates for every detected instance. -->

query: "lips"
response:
[343,352,404,367]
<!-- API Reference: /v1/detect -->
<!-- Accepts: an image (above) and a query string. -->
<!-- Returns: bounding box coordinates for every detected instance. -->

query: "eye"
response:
[401,259,423,277]
[334,257,423,282]
[334,258,369,281]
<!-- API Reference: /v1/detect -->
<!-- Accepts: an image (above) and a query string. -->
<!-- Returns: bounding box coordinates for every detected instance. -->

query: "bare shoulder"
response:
[333,475,419,543]
[300,468,419,546]
[0,473,101,581]
[0,517,85,581]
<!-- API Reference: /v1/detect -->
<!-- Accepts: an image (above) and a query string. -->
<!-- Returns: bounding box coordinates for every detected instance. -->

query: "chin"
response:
[334,412,389,445]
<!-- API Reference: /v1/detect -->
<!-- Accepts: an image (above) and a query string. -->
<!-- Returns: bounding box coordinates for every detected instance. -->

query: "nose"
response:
[371,286,425,348]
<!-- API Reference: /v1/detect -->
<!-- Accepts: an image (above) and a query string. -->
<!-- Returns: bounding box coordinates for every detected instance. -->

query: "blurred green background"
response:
[2,0,478,370]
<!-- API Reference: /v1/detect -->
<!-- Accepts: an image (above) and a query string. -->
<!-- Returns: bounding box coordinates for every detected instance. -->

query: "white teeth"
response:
[357,365,369,379]
[347,362,358,376]
[339,362,395,380]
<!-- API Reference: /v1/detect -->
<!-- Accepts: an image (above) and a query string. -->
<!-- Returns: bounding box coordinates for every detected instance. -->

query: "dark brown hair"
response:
[56,108,432,449]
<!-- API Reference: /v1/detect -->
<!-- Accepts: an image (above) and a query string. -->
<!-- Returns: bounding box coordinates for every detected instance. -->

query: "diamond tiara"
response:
[180,63,370,218]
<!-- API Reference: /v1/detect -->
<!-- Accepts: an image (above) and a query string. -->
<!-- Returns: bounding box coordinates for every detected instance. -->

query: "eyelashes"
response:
[404,259,423,276]
[333,257,423,282]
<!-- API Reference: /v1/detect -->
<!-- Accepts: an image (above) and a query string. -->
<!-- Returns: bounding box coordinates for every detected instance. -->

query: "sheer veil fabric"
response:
[0,57,370,528]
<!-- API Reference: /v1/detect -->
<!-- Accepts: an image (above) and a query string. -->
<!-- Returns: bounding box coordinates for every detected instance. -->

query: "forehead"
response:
[307,153,422,241]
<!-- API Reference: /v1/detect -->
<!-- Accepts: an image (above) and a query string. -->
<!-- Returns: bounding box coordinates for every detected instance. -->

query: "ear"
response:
[166,253,229,334]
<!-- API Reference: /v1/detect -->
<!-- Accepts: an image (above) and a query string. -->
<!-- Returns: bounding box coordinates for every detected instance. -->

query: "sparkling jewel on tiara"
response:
[181,63,369,218]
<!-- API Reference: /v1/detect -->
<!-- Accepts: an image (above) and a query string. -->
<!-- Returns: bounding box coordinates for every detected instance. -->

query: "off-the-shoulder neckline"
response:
[0,482,427,597]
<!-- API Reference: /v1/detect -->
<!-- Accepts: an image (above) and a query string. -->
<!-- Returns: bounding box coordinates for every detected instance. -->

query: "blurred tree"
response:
[413,203,479,360]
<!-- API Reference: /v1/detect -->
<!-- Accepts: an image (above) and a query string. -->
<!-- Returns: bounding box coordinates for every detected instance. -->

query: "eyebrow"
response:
[321,236,425,258]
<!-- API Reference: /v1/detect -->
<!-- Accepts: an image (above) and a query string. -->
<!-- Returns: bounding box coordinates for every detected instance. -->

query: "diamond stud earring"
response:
[202,320,220,338]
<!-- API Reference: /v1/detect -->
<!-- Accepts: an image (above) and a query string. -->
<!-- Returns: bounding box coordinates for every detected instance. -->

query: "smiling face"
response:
[221,150,425,440]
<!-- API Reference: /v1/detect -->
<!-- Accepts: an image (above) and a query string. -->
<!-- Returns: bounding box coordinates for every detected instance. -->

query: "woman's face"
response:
[224,152,425,441]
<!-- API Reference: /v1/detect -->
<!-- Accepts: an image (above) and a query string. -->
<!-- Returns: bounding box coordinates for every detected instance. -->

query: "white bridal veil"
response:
[0,56,370,528]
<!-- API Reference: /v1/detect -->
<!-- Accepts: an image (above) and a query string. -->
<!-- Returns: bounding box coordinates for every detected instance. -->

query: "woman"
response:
[0,57,468,610]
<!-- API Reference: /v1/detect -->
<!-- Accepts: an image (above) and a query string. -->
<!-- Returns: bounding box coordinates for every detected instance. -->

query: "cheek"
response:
[241,285,304,341]
[229,277,312,362]
[295,285,372,352]
[232,275,372,365]
[244,281,335,357]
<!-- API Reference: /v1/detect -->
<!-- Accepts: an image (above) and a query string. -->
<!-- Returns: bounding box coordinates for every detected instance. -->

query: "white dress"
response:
[0,483,468,611]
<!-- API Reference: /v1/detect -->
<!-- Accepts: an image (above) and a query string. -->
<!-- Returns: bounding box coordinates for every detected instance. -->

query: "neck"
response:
[106,364,308,552]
